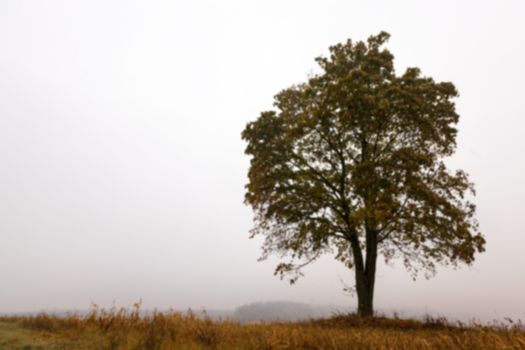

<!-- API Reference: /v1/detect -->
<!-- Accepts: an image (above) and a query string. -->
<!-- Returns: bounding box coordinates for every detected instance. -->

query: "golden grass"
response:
[1,303,524,350]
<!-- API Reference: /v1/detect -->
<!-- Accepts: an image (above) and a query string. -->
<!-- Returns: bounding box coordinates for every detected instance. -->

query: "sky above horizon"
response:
[1,0,524,321]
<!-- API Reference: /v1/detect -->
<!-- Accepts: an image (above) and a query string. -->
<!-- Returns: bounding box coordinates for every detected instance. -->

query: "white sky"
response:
[1,0,524,321]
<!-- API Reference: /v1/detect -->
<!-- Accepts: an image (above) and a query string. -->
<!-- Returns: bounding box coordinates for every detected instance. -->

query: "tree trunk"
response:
[351,228,378,317]
[355,267,375,317]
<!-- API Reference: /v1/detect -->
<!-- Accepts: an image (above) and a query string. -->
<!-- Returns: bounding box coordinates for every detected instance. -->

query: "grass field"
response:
[1,305,524,349]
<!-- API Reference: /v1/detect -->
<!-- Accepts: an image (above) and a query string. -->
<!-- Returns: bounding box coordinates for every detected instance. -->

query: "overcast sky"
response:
[1,0,524,321]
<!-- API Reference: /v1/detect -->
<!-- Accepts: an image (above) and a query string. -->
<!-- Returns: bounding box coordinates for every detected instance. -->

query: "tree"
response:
[241,32,485,317]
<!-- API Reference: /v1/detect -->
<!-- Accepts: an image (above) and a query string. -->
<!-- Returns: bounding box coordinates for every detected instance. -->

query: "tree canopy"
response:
[241,32,485,316]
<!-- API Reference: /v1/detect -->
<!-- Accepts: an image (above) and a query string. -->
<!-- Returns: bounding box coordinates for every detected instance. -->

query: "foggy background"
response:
[1,0,524,321]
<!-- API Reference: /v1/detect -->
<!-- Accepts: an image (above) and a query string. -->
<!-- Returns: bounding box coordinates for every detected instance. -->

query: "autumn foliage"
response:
[242,32,485,316]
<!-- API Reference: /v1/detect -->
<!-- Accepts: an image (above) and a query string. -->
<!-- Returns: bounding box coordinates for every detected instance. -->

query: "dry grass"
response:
[1,303,524,349]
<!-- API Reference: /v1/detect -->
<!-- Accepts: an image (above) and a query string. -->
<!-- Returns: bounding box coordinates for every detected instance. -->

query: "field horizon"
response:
[0,300,511,325]
[1,303,524,349]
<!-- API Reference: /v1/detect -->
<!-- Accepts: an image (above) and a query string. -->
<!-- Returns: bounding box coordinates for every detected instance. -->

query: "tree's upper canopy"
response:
[242,32,485,281]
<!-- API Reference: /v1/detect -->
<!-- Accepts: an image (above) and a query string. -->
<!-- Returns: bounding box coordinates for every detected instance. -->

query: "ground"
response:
[0,311,524,349]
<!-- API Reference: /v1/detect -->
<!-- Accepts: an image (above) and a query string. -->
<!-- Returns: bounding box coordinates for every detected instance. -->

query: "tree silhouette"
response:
[242,32,485,316]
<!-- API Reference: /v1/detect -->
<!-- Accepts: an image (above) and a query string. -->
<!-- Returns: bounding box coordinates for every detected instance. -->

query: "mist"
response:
[1,0,524,322]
